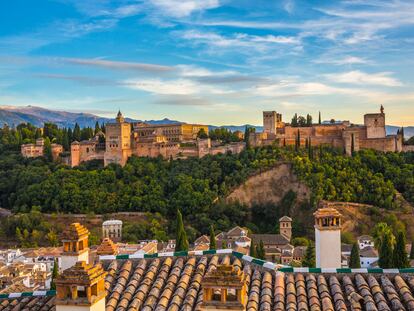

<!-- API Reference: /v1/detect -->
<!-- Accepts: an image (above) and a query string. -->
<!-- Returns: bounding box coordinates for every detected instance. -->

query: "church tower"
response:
[61,223,90,271]
[55,261,107,311]
[314,207,342,268]
[104,110,132,166]
[279,216,292,241]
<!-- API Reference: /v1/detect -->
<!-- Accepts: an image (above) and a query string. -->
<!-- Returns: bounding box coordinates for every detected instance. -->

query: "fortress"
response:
[70,111,245,167]
[250,106,404,154]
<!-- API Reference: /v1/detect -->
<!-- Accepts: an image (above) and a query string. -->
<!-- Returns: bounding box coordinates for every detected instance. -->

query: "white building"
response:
[102,219,123,242]
[357,235,375,249]
[314,207,342,269]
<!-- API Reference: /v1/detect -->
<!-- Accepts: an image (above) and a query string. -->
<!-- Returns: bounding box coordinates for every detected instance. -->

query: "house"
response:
[359,246,379,268]
[357,235,375,249]
[250,234,291,262]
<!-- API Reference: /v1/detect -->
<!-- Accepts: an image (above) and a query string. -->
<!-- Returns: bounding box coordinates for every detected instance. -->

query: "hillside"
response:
[226,163,414,239]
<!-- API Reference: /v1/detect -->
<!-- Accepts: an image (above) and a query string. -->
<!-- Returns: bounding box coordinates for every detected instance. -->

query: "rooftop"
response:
[1,251,414,310]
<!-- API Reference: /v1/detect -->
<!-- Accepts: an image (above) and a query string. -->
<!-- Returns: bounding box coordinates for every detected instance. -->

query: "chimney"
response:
[61,223,90,271]
[200,264,247,311]
[96,238,119,257]
[314,207,342,268]
[55,261,107,311]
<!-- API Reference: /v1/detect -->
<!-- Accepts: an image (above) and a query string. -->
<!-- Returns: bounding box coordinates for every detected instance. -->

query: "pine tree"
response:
[50,258,58,290]
[379,232,394,268]
[318,111,321,124]
[349,242,361,268]
[410,241,414,260]
[175,210,189,251]
[393,231,409,268]
[94,121,101,135]
[302,244,315,267]
[209,224,216,250]
[73,123,81,141]
[308,137,313,159]
[250,242,257,257]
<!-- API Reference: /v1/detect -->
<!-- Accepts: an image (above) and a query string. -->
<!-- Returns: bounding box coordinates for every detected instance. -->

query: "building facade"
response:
[251,106,404,154]
[21,138,63,160]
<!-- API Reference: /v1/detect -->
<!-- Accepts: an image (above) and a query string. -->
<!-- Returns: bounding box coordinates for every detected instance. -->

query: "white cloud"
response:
[123,78,230,95]
[283,0,295,14]
[315,56,369,65]
[64,58,173,72]
[149,0,220,18]
[325,70,402,87]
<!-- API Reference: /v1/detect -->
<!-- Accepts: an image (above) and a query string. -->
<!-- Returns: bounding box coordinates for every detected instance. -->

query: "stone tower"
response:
[279,216,292,241]
[70,141,80,167]
[263,111,281,135]
[104,111,132,167]
[364,105,386,139]
[61,223,90,272]
[200,264,247,311]
[314,207,342,269]
[55,261,107,311]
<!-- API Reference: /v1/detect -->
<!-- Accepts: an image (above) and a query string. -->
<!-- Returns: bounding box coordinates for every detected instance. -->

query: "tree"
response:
[308,137,313,159]
[197,128,208,139]
[349,243,361,268]
[378,231,394,268]
[94,121,101,135]
[297,116,307,127]
[295,129,301,151]
[50,258,58,290]
[306,114,312,126]
[302,244,315,267]
[209,224,216,250]
[43,137,53,161]
[351,133,355,155]
[393,231,409,268]
[291,113,298,127]
[256,240,265,259]
[47,230,59,247]
[73,123,81,141]
[318,111,321,124]
[250,242,257,257]
[410,241,414,260]
[175,209,189,251]
[372,223,395,250]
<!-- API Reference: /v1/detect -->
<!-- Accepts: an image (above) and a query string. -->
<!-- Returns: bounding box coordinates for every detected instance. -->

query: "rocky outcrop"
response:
[226,163,310,207]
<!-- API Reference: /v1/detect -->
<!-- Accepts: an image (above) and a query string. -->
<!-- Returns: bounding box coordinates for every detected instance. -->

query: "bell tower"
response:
[200,264,247,311]
[61,223,90,271]
[314,207,342,269]
[55,261,107,311]
[279,216,292,241]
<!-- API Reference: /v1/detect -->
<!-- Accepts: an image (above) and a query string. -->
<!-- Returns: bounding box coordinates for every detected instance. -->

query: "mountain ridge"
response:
[1,105,413,138]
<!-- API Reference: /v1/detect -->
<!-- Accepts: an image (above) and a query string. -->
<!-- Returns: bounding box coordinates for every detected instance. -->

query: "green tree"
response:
[378,231,394,268]
[351,133,355,155]
[73,123,81,141]
[50,258,58,290]
[197,128,208,139]
[306,114,312,126]
[175,209,189,251]
[46,230,59,247]
[349,243,361,268]
[372,223,395,250]
[302,244,315,267]
[318,111,321,124]
[43,137,53,161]
[291,113,298,127]
[94,121,101,135]
[250,242,257,257]
[393,231,409,268]
[209,224,216,250]
[256,240,265,259]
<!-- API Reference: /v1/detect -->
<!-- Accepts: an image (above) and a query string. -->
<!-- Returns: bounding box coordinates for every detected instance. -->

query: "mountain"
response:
[0,105,181,128]
[1,105,413,138]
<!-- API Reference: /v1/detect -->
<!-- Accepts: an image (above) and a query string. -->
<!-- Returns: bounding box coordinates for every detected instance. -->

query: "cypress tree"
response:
[43,137,53,161]
[175,210,189,251]
[209,224,216,250]
[73,123,81,141]
[349,242,361,268]
[250,242,256,257]
[351,133,355,155]
[308,137,313,159]
[410,241,414,260]
[62,128,69,151]
[50,258,58,290]
[379,232,394,268]
[94,121,101,135]
[393,231,409,268]
[244,125,250,149]
[318,111,321,124]
[305,138,309,149]
[302,244,315,267]
[256,240,265,259]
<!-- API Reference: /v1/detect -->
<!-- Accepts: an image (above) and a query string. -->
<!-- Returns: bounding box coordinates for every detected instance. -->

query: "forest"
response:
[1,122,414,246]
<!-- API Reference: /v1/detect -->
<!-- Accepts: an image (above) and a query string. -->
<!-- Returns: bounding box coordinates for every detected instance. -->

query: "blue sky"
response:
[0,0,413,125]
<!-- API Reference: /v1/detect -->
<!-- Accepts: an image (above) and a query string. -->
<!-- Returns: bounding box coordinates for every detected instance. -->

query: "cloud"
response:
[283,0,295,14]
[148,0,220,18]
[325,70,402,87]
[315,56,369,65]
[64,58,174,73]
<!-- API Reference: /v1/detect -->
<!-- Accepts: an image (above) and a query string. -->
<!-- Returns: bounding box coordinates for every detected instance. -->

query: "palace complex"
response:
[71,111,245,167]
[250,106,405,154]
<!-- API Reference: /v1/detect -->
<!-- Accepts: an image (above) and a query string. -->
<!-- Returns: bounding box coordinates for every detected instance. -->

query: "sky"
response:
[0,0,413,126]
